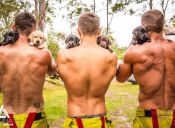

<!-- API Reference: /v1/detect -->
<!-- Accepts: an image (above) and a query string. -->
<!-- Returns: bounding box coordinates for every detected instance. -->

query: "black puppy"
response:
[0,31,19,46]
[65,34,80,48]
[131,26,151,45]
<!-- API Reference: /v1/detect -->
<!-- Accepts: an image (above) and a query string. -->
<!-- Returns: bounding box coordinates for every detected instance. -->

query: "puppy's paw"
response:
[38,44,45,49]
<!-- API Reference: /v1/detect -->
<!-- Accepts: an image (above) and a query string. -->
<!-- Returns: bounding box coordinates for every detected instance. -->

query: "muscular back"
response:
[57,45,117,116]
[124,39,175,109]
[0,42,52,114]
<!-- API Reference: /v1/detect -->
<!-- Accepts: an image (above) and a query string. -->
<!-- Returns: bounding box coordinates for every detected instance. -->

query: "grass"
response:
[0,81,139,128]
[105,82,139,127]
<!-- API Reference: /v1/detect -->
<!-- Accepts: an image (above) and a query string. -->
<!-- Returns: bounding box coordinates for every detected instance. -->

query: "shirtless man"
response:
[57,12,117,128]
[0,12,55,128]
[116,9,175,128]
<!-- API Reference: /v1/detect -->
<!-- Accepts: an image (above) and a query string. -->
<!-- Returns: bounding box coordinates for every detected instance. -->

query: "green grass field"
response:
[0,81,139,128]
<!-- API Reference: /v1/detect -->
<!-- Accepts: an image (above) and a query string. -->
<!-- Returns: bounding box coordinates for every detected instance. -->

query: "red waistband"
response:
[8,112,37,128]
[75,115,106,128]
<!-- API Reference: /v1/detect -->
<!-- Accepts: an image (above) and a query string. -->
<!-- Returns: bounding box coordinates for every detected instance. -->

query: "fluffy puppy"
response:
[65,34,80,48]
[97,35,113,53]
[131,26,151,45]
[28,30,46,49]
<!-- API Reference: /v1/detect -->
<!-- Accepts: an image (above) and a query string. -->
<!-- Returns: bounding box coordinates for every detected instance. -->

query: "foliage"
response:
[59,0,91,28]
[109,37,126,60]
[115,47,127,60]
[100,26,126,59]
[173,19,175,27]
[0,0,31,40]
[47,31,65,59]
[47,42,60,60]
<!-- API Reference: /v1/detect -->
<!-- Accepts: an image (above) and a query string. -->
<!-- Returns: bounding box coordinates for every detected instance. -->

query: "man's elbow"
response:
[47,70,56,76]
[116,77,127,83]
[47,71,53,76]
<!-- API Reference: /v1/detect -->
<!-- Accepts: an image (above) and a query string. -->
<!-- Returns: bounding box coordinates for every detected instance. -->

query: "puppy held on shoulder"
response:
[130,26,151,45]
[65,34,80,49]
[0,31,19,46]
[28,30,47,49]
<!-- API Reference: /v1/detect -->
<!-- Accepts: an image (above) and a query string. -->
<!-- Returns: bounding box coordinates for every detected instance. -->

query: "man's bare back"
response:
[0,39,53,114]
[57,44,117,116]
[117,38,175,109]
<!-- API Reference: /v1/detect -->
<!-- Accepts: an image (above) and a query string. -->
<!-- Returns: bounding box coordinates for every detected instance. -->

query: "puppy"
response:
[131,26,151,45]
[28,30,46,49]
[0,31,19,46]
[97,35,113,53]
[65,34,80,48]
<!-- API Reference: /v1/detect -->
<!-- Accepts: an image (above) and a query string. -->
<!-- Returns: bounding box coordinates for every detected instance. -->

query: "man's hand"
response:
[47,59,57,76]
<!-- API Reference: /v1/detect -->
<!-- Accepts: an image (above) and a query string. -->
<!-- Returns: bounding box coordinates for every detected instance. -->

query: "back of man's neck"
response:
[149,32,163,41]
[80,35,98,46]
[16,35,28,45]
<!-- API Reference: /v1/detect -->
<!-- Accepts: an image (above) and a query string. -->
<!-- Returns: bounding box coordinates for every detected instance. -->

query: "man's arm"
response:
[56,49,66,76]
[116,50,133,83]
[44,50,56,76]
[47,58,56,76]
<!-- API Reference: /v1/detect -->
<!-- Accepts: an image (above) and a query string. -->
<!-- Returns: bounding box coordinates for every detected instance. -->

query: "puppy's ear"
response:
[43,36,47,42]
[11,23,17,31]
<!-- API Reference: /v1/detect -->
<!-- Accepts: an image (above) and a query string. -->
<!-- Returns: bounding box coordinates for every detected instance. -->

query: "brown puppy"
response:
[97,35,113,53]
[28,30,46,49]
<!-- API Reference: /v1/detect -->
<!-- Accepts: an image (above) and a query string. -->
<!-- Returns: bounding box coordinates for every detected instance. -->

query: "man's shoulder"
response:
[124,44,147,63]
[97,48,117,65]
[162,39,175,47]
[39,49,52,57]
[57,48,69,58]
[35,49,53,64]
[57,48,71,63]
[107,51,117,61]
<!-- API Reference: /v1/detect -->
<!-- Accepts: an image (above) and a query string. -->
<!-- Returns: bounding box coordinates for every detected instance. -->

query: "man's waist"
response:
[4,105,44,114]
[68,113,107,119]
[0,111,46,121]
[67,101,106,117]
[136,108,175,116]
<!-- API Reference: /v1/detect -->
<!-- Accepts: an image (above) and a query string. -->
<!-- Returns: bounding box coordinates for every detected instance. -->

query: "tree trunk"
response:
[149,0,153,9]
[92,0,96,13]
[34,0,39,29]
[161,0,170,19]
[38,0,46,32]
[34,0,46,32]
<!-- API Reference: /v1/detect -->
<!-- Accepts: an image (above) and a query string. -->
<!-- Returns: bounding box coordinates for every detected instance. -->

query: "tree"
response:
[47,31,66,59]
[123,0,174,21]
[34,0,46,32]
[92,0,96,13]
[160,0,170,18]
[149,0,153,9]
[59,0,91,29]
[172,18,175,27]
[0,0,31,40]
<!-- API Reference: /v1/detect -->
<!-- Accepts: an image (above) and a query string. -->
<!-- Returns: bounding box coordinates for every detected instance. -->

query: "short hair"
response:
[14,12,36,36]
[141,9,164,33]
[78,12,100,35]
